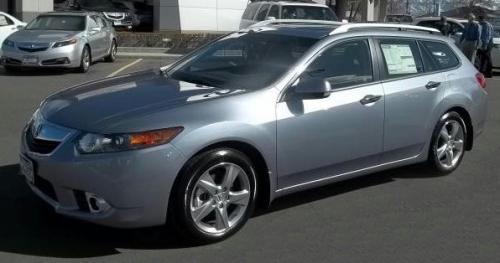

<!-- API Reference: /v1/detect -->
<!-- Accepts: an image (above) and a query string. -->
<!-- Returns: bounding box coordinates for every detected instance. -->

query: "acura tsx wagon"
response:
[20,21,487,243]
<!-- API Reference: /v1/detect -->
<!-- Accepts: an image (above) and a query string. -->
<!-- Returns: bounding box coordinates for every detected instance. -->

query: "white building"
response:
[155,0,249,32]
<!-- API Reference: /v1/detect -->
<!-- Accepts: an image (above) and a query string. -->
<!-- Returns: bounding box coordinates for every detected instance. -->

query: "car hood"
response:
[40,70,247,132]
[8,30,77,43]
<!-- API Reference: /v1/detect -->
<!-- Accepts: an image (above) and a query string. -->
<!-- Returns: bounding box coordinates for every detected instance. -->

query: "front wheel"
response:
[172,148,257,243]
[427,111,467,174]
[104,40,117,62]
[77,46,91,73]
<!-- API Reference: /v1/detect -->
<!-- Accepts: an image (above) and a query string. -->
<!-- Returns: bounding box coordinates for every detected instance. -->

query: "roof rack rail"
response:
[330,23,440,35]
[248,19,345,29]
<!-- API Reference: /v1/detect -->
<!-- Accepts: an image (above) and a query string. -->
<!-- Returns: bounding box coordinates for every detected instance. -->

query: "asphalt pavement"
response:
[0,59,499,262]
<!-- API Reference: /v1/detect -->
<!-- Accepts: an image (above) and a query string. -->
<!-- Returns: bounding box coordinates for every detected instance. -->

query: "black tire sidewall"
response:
[173,148,257,243]
[79,46,90,73]
[105,40,117,62]
[429,111,467,174]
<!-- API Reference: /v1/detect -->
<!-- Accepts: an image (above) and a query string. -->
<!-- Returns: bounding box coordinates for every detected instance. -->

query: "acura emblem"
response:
[31,44,35,48]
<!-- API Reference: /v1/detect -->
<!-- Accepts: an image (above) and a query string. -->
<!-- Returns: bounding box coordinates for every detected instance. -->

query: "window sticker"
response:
[381,44,418,75]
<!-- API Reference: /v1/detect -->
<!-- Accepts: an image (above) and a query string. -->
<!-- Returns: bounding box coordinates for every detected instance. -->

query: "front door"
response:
[276,38,385,190]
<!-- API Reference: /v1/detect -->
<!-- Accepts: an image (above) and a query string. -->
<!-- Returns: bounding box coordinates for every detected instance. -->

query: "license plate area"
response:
[20,154,35,184]
[22,56,38,65]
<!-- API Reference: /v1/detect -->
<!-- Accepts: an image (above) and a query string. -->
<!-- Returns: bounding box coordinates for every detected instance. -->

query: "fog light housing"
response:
[85,192,111,214]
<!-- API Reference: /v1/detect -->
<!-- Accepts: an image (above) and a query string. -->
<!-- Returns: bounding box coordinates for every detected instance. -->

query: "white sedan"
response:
[0,12,26,55]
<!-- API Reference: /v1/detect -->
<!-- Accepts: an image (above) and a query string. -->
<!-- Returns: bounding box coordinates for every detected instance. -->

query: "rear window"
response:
[378,39,423,78]
[419,41,459,71]
[26,15,86,31]
[242,3,260,20]
[282,6,337,21]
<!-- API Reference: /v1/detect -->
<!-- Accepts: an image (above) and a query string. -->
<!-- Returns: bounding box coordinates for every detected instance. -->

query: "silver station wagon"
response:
[20,21,487,243]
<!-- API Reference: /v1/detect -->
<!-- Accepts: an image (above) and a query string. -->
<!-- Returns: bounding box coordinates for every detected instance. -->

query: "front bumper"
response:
[20,124,187,228]
[1,43,82,68]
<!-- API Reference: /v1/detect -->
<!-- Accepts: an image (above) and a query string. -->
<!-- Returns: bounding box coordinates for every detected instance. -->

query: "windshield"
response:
[26,15,86,31]
[282,6,337,21]
[169,32,318,90]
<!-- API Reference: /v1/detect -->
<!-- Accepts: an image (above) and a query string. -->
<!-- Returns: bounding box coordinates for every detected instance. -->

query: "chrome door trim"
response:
[276,154,420,193]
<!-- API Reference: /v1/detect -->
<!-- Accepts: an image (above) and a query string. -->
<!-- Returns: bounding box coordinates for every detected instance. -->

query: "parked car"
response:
[384,14,413,23]
[493,27,500,68]
[20,21,487,243]
[1,11,117,73]
[413,16,464,43]
[0,12,27,56]
[240,1,338,29]
[63,0,135,30]
[111,0,153,30]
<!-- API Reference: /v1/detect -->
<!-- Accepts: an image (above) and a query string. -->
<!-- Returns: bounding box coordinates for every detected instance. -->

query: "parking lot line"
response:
[107,58,143,78]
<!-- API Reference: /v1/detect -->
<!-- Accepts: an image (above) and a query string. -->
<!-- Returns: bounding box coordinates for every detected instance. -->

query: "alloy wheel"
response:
[435,120,465,169]
[189,162,251,235]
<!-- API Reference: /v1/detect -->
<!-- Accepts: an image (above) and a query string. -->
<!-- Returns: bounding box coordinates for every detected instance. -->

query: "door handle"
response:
[425,81,441,89]
[360,95,382,105]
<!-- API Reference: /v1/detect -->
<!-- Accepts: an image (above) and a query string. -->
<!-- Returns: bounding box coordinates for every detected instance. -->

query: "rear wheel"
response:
[427,112,467,174]
[104,40,117,62]
[77,46,91,73]
[172,148,257,244]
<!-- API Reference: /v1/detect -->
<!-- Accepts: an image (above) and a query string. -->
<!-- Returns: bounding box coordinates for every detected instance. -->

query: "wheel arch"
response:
[444,106,474,151]
[168,140,273,221]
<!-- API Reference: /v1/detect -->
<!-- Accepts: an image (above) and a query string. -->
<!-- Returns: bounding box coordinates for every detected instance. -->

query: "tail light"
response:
[475,73,487,89]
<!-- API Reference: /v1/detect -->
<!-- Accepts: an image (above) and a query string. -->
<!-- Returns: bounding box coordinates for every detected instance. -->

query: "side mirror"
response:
[293,78,331,100]
[266,16,276,21]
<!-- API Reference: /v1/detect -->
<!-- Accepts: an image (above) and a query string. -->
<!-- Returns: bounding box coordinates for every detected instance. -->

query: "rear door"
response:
[375,38,446,163]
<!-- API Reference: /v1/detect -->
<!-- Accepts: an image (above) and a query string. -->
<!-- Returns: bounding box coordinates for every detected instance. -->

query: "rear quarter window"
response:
[419,41,460,70]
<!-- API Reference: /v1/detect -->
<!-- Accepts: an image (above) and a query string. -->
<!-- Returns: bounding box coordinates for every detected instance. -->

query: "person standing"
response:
[438,16,451,37]
[460,14,481,64]
[478,15,494,78]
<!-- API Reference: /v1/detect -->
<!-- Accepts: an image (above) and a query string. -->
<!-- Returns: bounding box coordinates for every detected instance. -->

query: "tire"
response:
[77,46,91,73]
[172,148,257,244]
[104,40,117,62]
[427,111,467,174]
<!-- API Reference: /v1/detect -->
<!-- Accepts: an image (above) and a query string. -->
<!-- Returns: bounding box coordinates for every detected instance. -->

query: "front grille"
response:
[34,174,58,202]
[26,125,61,154]
[18,47,48,52]
[42,58,69,65]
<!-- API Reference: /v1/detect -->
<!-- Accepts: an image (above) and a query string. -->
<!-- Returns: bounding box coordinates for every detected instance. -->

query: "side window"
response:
[304,39,374,89]
[97,16,108,28]
[242,3,259,20]
[88,16,99,29]
[255,4,270,21]
[0,15,13,26]
[268,5,279,19]
[420,41,459,70]
[378,39,423,78]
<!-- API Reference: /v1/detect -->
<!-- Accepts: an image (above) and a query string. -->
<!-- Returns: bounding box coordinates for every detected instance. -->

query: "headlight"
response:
[76,127,183,154]
[3,39,15,48]
[53,39,77,48]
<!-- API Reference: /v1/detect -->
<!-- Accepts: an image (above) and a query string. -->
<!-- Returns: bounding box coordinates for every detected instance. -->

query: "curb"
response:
[117,47,184,58]
[117,52,184,58]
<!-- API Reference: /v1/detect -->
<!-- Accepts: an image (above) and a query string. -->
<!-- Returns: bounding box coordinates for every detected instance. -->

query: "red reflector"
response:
[475,73,487,89]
